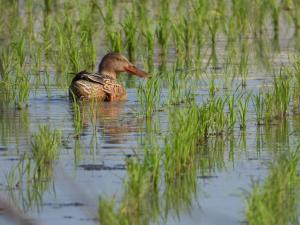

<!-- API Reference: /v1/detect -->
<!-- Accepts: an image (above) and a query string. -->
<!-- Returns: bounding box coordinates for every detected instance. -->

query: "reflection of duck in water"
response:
[69,52,149,101]
[74,101,142,144]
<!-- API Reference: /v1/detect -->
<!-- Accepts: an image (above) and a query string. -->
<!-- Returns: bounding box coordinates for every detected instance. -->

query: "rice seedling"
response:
[172,22,185,69]
[68,46,81,74]
[206,8,222,67]
[14,64,31,109]
[156,2,170,67]
[206,96,228,135]
[273,70,291,118]
[238,93,251,129]
[164,106,199,181]
[227,94,237,131]
[103,0,114,29]
[253,91,264,125]
[0,47,16,104]
[167,71,196,106]
[12,34,26,67]
[245,150,300,225]
[239,40,249,87]
[192,0,208,60]
[143,28,155,73]
[0,46,14,81]
[172,11,194,67]
[122,11,137,63]
[133,0,149,27]
[31,125,62,168]
[137,75,161,118]
[44,70,51,98]
[252,0,269,37]
[108,31,123,53]
[99,145,161,225]
[286,0,300,34]
[263,91,275,123]
[208,74,217,98]
[52,22,69,73]
[182,16,194,67]
[268,0,281,42]
[79,12,96,70]
[31,42,43,75]
[291,59,300,112]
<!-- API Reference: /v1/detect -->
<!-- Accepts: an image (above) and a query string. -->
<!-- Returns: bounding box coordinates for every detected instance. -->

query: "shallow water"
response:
[1,1,300,223]
[1,72,300,225]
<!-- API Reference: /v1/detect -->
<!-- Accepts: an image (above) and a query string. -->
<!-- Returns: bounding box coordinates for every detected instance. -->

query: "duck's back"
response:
[69,71,127,101]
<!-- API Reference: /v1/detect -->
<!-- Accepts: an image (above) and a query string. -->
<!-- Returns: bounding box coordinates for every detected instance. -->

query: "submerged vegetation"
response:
[1,0,300,225]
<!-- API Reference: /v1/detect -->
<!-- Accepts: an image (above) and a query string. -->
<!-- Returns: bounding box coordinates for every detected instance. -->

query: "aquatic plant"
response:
[108,31,123,53]
[156,1,170,68]
[238,93,251,129]
[246,151,300,225]
[143,28,155,73]
[239,39,249,87]
[253,91,264,125]
[99,140,161,225]
[0,47,16,104]
[207,97,228,135]
[167,71,195,105]
[273,70,291,118]
[292,59,300,112]
[227,94,237,131]
[31,125,62,167]
[263,92,275,123]
[164,106,199,181]
[12,34,26,67]
[172,22,185,69]
[122,11,137,63]
[137,75,161,118]
[14,64,31,109]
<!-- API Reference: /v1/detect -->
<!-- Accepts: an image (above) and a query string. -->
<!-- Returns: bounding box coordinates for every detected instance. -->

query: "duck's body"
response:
[69,53,148,101]
[69,71,127,101]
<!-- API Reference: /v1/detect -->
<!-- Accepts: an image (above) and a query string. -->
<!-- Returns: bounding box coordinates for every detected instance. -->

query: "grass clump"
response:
[273,70,291,118]
[99,147,161,225]
[138,76,161,118]
[253,91,264,125]
[238,93,251,129]
[164,106,199,180]
[246,150,300,225]
[122,11,137,63]
[167,71,196,105]
[31,125,62,167]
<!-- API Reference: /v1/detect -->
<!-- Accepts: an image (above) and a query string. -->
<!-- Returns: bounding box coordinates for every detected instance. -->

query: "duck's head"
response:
[98,52,149,79]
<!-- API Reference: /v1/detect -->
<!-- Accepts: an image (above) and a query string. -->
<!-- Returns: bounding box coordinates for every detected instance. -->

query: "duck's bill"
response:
[124,65,150,78]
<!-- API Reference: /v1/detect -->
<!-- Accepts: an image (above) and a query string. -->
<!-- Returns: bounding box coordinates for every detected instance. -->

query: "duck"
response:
[69,52,149,101]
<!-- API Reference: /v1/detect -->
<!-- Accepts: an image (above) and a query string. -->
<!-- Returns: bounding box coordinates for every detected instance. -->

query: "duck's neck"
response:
[98,69,117,80]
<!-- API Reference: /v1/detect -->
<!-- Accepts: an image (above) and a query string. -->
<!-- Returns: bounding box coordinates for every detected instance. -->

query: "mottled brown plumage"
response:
[69,53,149,101]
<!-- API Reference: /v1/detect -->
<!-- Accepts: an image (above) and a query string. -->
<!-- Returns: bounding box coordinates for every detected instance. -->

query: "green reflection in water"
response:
[5,125,61,212]
[246,150,300,225]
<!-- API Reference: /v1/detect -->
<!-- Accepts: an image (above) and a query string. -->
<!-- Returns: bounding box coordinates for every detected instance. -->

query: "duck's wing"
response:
[72,71,122,94]
[72,71,108,85]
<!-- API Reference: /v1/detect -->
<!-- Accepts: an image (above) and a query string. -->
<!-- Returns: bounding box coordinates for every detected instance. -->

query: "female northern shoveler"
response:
[69,52,149,101]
